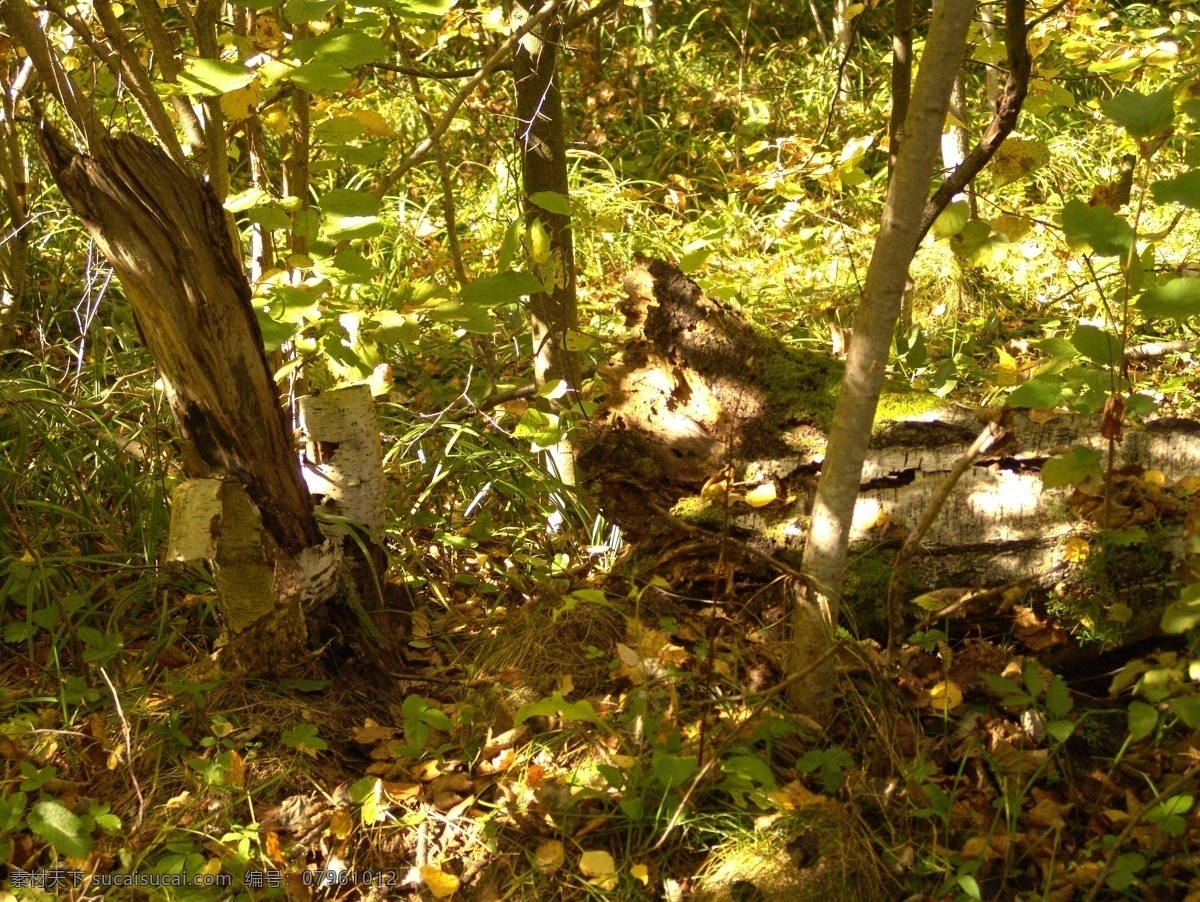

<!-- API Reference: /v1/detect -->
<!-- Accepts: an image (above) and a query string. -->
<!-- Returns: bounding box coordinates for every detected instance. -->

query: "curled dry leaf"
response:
[535,839,565,872]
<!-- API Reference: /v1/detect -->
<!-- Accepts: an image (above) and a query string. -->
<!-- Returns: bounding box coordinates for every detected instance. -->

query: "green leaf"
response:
[1137,278,1200,320]
[1060,199,1133,257]
[1045,676,1074,717]
[1100,86,1175,137]
[1022,661,1044,698]
[281,724,327,752]
[1128,700,1158,741]
[375,0,455,17]
[460,271,544,306]
[1041,446,1103,488]
[299,30,387,67]
[1162,582,1200,633]
[256,311,296,352]
[319,189,382,240]
[527,191,570,216]
[1107,852,1146,891]
[0,791,27,831]
[291,60,353,94]
[1071,325,1121,366]
[950,219,992,258]
[1151,170,1200,209]
[514,692,598,725]
[177,59,255,96]
[679,246,713,274]
[1008,377,1066,409]
[1046,719,1075,743]
[27,800,95,858]
[1169,695,1200,730]
[284,0,338,23]
[652,751,698,788]
[932,200,970,239]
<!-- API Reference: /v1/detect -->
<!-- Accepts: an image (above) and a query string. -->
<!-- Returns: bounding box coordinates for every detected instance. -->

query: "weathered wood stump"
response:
[578,260,1200,651]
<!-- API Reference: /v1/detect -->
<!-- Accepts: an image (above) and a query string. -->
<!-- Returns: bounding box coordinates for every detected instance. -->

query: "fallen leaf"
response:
[745,483,777,507]
[579,849,616,877]
[630,863,650,884]
[535,839,565,872]
[926,680,964,712]
[420,866,461,899]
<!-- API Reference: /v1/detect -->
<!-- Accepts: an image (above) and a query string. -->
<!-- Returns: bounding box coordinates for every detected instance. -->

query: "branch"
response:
[917,0,1030,242]
[0,0,102,145]
[370,61,490,79]
[563,0,623,33]
[372,0,563,200]
[885,411,1013,660]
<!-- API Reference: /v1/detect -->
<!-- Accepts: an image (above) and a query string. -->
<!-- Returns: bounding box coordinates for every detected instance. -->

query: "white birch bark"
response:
[790,0,977,719]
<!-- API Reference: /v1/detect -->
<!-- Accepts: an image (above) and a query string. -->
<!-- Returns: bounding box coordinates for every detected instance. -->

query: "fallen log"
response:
[577,260,1200,650]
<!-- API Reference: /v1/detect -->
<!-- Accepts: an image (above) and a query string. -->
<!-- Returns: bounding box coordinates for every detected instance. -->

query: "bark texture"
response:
[514,1,580,488]
[38,129,321,556]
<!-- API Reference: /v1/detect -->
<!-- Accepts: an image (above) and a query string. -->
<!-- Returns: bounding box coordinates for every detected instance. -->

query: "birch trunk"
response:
[791,0,977,719]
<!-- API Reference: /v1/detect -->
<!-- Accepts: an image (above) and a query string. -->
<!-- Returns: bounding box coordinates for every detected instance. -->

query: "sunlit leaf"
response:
[1100,86,1174,137]
[1127,700,1158,740]
[1151,170,1200,209]
[1137,278,1200,320]
[528,191,570,216]
[1060,199,1133,257]
[461,271,543,306]
[178,59,255,96]
[1041,446,1103,488]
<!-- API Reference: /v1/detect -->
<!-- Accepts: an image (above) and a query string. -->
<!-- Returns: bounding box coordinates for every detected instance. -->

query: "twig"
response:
[373,0,563,200]
[562,0,623,34]
[99,667,146,831]
[885,411,1013,661]
[916,0,1030,242]
[1082,759,1200,902]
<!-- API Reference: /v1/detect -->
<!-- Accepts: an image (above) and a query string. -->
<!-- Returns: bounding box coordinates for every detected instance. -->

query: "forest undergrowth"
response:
[5,1,1200,900]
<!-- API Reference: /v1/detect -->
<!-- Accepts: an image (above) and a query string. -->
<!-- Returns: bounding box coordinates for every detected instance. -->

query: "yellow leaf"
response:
[535,840,565,872]
[1143,469,1166,487]
[350,109,395,137]
[926,680,963,712]
[200,858,222,877]
[1065,537,1090,563]
[630,863,650,885]
[578,850,616,878]
[220,81,262,121]
[263,106,290,137]
[420,866,461,899]
[995,347,1019,386]
[745,483,777,508]
[528,219,551,265]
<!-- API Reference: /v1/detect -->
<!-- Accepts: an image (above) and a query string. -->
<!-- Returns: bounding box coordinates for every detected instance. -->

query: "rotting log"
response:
[578,260,1200,653]
[37,127,358,676]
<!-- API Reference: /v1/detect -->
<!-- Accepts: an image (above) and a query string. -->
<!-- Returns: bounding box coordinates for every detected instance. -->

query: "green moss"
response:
[760,344,842,430]
[1045,528,1176,647]
[876,387,946,422]
[841,545,905,639]
[670,495,725,529]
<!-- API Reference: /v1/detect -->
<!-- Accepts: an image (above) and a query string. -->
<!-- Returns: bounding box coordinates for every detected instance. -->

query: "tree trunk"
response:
[794,0,976,719]
[514,1,581,496]
[38,127,339,675]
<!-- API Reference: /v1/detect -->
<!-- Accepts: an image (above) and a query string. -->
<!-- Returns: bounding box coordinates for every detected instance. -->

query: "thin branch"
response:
[885,411,1013,660]
[372,0,563,201]
[1,1,102,144]
[917,0,1030,242]
[562,0,623,33]
[406,71,468,284]
[370,61,489,79]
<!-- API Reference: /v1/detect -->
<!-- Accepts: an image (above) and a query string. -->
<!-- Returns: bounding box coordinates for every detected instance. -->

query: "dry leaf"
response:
[926,680,964,712]
[420,865,461,899]
[745,482,777,508]
[225,749,245,788]
[578,849,616,877]
[535,839,565,872]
